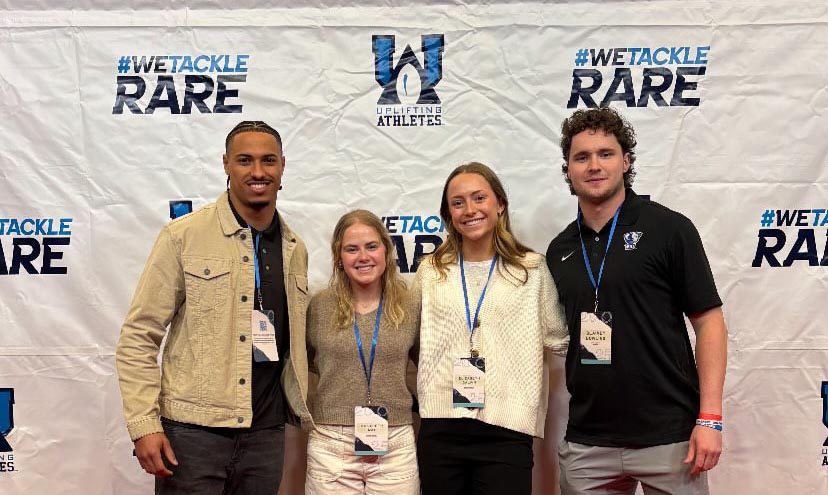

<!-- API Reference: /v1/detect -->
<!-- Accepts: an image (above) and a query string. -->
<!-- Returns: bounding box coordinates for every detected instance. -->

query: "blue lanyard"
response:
[577,207,621,312]
[459,253,498,350]
[354,295,383,404]
[253,233,263,310]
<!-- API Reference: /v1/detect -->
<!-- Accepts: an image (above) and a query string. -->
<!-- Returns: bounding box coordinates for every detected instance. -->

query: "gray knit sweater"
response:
[306,288,419,426]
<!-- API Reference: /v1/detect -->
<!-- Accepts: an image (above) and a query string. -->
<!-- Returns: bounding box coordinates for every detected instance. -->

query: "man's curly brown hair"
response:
[560,107,637,194]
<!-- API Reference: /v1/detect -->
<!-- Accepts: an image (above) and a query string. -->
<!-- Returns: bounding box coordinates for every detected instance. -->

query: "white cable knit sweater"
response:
[414,251,569,437]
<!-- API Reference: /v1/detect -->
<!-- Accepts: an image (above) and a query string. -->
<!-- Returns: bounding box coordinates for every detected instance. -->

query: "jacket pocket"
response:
[292,273,309,310]
[293,273,308,294]
[183,257,232,313]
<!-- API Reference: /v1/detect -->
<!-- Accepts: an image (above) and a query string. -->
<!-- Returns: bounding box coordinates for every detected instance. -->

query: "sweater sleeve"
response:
[539,258,569,356]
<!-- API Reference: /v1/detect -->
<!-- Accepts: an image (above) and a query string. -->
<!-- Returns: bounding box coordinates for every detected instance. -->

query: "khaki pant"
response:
[306,424,419,495]
[559,440,709,495]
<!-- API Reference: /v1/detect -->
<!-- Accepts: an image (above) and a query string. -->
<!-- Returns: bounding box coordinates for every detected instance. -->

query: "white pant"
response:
[305,424,420,495]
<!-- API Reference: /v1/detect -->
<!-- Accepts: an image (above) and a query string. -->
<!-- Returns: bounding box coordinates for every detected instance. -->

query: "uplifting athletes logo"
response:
[169,200,194,220]
[381,214,445,273]
[821,382,828,467]
[113,54,249,114]
[0,389,13,452]
[623,231,643,250]
[372,34,444,127]
[567,45,710,108]
[752,208,828,267]
[0,217,72,275]
[0,388,15,474]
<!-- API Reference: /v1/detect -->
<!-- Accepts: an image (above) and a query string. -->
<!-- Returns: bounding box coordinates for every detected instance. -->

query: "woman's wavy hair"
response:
[329,209,407,330]
[430,162,533,284]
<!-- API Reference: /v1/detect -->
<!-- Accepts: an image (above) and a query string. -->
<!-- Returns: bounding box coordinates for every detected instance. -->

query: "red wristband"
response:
[698,413,722,421]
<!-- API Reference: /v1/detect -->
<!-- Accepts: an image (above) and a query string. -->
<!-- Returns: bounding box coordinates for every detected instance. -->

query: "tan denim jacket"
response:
[116,192,313,441]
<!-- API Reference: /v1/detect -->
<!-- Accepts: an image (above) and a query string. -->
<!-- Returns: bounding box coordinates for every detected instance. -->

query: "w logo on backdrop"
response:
[822,382,828,446]
[0,388,14,452]
[372,34,444,105]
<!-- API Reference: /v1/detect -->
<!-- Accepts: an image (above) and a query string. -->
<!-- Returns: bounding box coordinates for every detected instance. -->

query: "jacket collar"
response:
[216,191,297,245]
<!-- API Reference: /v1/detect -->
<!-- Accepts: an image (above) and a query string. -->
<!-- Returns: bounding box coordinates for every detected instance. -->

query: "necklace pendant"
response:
[470,349,479,358]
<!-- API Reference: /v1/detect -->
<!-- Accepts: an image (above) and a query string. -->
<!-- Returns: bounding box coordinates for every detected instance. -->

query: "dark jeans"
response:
[156,418,285,495]
[417,418,534,495]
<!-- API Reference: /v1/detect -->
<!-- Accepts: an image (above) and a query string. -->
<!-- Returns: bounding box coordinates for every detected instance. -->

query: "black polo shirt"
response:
[229,200,290,430]
[546,189,721,447]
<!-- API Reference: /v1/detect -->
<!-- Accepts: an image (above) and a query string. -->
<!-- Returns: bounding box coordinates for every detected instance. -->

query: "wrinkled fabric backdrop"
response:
[1,1,827,493]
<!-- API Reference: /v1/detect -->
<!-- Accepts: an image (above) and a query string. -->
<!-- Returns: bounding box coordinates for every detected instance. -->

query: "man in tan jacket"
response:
[116,121,312,494]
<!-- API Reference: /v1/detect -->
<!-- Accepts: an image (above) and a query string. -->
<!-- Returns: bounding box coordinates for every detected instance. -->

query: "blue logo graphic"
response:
[0,388,14,452]
[822,381,828,446]
[169,200,193,220]
[372,34,444,105]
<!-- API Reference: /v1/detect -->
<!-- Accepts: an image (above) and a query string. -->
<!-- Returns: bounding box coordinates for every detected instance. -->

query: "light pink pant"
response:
[305,424,420,495]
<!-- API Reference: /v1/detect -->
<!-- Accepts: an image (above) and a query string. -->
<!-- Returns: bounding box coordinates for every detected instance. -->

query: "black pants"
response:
[156,418,285,495]
[417,418,534,495]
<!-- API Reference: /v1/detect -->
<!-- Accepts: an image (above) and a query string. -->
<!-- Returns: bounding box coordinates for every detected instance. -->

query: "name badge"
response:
[453,357,485,408]
[354,405,389,456]
[251,309,278,362]
[580,311,612,365]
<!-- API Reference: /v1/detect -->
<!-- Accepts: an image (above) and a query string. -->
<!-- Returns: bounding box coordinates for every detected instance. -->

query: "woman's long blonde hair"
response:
[329,209,407,329]
[430,162,532,284]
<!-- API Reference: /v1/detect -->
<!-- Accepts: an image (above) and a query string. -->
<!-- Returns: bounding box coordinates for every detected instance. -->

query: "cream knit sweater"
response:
[414,252,568,437]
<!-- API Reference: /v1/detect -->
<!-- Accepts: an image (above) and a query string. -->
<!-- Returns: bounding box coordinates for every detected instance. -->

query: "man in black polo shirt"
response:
[546,108,727,494]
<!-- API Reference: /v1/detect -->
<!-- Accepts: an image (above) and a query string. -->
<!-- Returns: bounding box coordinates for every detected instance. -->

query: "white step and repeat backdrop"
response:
[1,1,827,493]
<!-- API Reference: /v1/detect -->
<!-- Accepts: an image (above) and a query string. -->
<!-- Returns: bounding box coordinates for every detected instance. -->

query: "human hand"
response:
[134,432,178,477]
[683,425,722,475]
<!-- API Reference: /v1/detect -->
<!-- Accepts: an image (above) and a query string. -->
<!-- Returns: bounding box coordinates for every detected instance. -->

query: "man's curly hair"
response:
[560,107,637,194]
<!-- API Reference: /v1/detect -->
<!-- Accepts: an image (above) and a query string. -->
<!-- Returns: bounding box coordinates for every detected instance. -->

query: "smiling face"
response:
[223,131,284,212]
[445,172,504,252]
[566,128,630,207]
[339,222,387,292]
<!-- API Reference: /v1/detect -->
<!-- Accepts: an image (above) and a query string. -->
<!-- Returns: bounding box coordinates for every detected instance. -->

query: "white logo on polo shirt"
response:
[623,232,643,250]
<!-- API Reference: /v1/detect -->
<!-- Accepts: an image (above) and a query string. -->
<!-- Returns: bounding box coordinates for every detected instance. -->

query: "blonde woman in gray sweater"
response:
[305,209,420,494]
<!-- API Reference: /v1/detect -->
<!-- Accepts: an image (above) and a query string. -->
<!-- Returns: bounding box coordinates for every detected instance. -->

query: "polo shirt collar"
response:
[570,188,642,236]
[227,195,281,241]
[216,191,297,244]
[618,188,643,226]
